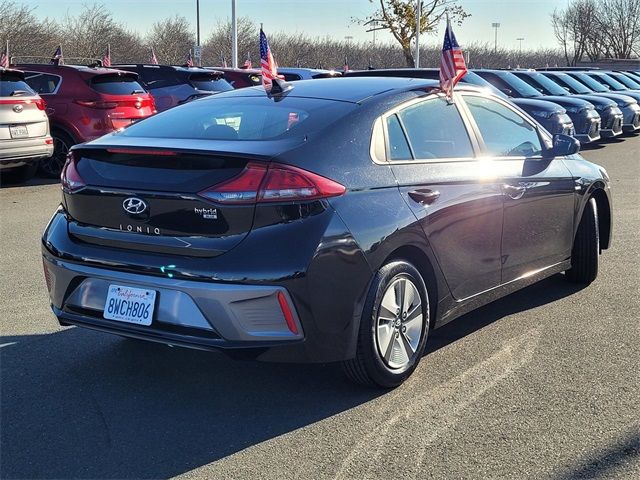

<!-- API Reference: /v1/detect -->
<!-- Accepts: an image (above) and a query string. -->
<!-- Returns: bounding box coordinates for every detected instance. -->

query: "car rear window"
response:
[121,95,355,141]
[90,75,146,95]
[189,73,233,92]
[23,72,61,94]
[0,74,36,97]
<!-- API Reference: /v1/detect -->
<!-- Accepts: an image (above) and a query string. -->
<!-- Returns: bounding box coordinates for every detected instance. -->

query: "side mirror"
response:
[549,133,580,157]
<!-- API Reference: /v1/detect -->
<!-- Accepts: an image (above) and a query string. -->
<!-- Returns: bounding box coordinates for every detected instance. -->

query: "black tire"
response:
[565,197,599,284]
[343,260,430,388]
[39,130,74,178]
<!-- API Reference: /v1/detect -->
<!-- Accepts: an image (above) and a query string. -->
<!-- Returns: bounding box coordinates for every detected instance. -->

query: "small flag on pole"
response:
[220,53,228,68]
[0,40,9,68]
[185,50,194,67]
[102,44,111,67]
[242,52,252,69]
[50,45,64,65]
[260,27,279,91]
[439,16,467,98]
[150,47,159,65]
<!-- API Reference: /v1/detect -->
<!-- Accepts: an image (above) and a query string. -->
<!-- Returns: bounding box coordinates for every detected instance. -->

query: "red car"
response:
[211,67,262,89]
[17,64,156,176]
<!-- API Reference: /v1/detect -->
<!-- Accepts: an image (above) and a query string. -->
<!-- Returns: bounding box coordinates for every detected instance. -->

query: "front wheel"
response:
[343,260,430,388]
[565,197,599,284]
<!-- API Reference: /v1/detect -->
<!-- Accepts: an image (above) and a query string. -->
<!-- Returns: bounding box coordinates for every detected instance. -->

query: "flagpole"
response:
[415,0,421,68]
[231,0,238,68]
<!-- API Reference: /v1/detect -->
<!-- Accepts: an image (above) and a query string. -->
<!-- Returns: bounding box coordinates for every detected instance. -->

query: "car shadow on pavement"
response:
[0,175,59,188]
[1,274,585,479]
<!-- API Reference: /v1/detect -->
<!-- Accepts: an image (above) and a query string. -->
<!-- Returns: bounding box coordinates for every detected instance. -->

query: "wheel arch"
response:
[590,188,611,250]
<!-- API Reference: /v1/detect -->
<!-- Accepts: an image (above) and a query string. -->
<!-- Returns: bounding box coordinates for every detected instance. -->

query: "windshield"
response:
[121,95,355,141]
[571,73,609,92]
[91,75,147,95]
[499,72,542,98]
[0,75,36,97]
[461,72,508,98]
[551,73,592,93]
[525,73,568,95]
[189,74,234,92]
[591,73,627,90]
[608,73,640,89]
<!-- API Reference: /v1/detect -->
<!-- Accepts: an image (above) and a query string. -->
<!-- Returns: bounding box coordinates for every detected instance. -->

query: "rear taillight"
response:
[61,152,86,193]
[74,100,118,109]
[197,162,346,204]
[35,98,46,110]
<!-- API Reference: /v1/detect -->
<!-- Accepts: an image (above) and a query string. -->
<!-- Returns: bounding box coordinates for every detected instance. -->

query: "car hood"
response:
[540,95,594,109]
[571,95,617,108]
[511,98,565,113]
[587,92,638,106]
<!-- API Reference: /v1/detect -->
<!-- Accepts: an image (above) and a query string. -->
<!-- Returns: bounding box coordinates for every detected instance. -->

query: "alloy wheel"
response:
[375,276,425,370]
[41,136,70,177]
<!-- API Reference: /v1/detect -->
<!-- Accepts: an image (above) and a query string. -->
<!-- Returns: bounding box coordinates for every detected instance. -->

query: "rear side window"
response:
[23,72,60,94]
[121,96,355,140]
[189,74,233,92]
[464,95,543,157]
[385,115,412,161]
[283,73,302,81]
[396,97,474,159]
[90,75,146,95]
[1,74,36,96]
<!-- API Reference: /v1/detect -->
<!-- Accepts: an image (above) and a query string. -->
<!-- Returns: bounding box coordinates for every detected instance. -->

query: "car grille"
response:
[612,117,623,134]
[588,121,600,138]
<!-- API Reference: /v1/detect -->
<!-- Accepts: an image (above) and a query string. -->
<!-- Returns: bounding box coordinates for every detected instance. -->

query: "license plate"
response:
[103,284,156,326]
[9,125,28,138]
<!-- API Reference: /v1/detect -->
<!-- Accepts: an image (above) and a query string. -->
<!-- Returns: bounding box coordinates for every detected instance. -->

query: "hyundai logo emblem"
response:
[13,104,23,113]
[122,197,148,215]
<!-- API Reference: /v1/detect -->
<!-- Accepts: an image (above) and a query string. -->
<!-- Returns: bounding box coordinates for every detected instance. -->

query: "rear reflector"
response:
[198,162,345,204]
[277,291,299,335]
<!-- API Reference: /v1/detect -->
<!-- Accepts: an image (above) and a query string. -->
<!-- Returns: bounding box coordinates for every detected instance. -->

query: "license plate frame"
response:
[9,124,28,139]
[103,284,157,326]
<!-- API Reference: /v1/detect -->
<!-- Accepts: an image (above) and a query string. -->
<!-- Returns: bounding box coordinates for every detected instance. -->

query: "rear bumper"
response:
[0,136,53,167]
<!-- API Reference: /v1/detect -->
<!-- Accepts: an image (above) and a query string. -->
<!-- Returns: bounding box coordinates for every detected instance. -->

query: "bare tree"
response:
[145,15,195,65]
[358,0,469,67]
[0,1,60,62]
[595,0,640,58]
[550,0,598,66]
[202,17,256,67]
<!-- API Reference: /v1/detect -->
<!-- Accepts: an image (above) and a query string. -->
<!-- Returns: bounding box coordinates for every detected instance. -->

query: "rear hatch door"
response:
[0,70,48,140]
[88,72,155,128]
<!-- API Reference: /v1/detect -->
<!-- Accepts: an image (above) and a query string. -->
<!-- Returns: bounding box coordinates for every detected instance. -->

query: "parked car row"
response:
[2,63,638,183]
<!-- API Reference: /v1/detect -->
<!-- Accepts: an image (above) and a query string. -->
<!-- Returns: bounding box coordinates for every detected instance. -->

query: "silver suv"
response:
[1,68,53,181]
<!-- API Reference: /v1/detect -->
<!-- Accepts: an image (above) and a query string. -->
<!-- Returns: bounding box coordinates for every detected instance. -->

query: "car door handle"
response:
[408,189,440,205]
[502,184,527,200]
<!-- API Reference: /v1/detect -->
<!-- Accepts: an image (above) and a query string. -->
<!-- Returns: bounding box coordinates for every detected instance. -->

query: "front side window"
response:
[395,97,474,159]
[464,95,543,157]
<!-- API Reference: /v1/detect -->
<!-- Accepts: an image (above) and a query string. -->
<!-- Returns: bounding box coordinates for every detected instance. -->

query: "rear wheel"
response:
[565,197,599,284]
[39,131,74,178]
[343,260,430,388]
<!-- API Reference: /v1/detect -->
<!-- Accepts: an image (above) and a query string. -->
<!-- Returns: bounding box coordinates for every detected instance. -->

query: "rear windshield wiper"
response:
[9,90,31,97]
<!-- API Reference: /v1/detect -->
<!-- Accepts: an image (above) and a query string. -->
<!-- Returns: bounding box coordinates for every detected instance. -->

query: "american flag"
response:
[243,52,252,69]
[260,28,278,91]
[0,40,9,68]
[439,17,467,97]
[102,44,111,67]
[185,50,194,67]
[150,47,159,65]
[50,45,64,65]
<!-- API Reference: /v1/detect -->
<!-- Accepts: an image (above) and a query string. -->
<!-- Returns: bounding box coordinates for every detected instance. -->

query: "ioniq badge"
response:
[122,197,148,215]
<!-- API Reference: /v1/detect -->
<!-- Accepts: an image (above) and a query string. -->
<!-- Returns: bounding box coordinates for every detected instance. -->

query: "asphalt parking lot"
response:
[1,136,639,480]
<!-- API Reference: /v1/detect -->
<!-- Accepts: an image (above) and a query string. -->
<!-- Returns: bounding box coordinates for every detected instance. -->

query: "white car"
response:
[1,68,53,182]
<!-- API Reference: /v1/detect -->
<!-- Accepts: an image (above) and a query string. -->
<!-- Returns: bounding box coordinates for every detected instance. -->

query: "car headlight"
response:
[529,110,555,119]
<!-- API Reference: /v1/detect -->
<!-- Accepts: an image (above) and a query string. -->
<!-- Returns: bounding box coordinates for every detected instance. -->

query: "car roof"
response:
[207,76,487,103]
[112,64,222,74]
[278,67,339,75]
[213,67,262,75]
[15,63,137,78]
[0,67,25,79]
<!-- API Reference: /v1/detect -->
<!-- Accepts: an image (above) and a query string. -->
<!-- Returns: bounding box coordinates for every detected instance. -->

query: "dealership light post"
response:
[517,37,524,53]
[231,0,238,68]
[195,0,201,66]
[492,22,500,53]
[415,0,421,68]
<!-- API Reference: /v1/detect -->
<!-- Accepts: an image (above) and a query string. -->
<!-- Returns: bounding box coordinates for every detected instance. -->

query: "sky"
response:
[32,0,570,51]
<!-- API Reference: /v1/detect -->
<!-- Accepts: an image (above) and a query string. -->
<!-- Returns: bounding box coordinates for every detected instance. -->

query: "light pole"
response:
[415,0,421,68]
[196,0,201,66]
[517,37,524,54]
[492,22,500,53]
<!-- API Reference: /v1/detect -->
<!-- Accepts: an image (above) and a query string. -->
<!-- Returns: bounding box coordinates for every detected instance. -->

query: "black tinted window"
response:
[23,72,60,94]
[386,115,412,161]
[0,75,36,96]
[91,75,146,95]
[121,96,355,140]
[397,98,474,159]
[137,67,180,89]
[189,74,233,92]
[464,95,542,157]
[283,73,302,81]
